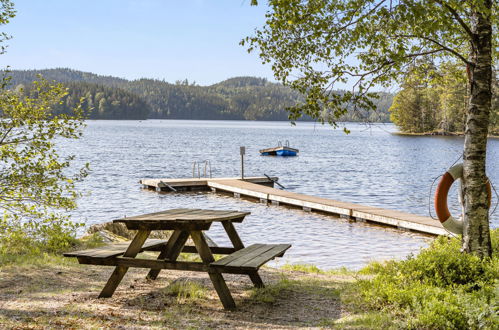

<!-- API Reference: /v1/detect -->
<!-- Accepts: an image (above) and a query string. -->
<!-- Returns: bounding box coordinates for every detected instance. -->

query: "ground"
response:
[0,254,371,329]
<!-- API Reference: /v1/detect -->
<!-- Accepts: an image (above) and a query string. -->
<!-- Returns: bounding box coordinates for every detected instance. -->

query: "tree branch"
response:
[393,34,471,64]
[433,0,475,40]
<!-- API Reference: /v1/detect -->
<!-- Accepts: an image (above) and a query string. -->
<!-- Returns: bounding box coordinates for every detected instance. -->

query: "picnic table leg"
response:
[146,230,189,280]
[222,220,265,288]
[190,230,236,310]
[222,220,244,250]
[98,230,151,298]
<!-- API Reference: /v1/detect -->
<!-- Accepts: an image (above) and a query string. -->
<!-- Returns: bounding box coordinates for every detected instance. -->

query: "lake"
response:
[65,120,498,270]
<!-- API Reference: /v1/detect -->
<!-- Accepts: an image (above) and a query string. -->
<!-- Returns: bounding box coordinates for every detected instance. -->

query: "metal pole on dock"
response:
[240,146,245,180]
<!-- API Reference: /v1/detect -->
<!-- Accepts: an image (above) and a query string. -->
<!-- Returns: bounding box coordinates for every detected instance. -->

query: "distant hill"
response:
[4,68,393,121]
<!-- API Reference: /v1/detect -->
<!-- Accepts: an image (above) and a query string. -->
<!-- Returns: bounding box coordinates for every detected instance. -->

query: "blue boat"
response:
[260,141,299,157]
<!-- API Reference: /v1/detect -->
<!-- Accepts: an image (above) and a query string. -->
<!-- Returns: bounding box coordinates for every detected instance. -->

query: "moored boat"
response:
[259,141,299,156]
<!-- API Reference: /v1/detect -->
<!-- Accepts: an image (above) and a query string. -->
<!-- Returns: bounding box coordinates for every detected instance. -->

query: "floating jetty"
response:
[140,177,447,236]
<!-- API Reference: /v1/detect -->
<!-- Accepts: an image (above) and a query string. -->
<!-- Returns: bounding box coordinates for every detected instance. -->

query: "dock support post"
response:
[234,192,241,198]
[260,198,268,204]
[303,206,312,212]
[271,200,279,206]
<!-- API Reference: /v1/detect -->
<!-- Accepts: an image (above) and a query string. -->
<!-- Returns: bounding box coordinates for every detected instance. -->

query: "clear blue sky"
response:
[1,0,274,85]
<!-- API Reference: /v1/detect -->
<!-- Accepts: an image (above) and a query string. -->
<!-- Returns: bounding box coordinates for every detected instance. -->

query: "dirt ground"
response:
[0,257,355,329]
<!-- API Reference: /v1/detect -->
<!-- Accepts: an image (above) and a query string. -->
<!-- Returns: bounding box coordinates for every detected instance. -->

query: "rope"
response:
[489,180,499,216]
[428,174,442,221]
[428,153,463,220]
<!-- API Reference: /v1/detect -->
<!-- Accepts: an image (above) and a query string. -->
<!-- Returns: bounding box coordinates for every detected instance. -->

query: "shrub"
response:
[357,229,499,329]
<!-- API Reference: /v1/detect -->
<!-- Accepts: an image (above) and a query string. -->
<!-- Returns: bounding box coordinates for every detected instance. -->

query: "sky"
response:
[1,0,275,85]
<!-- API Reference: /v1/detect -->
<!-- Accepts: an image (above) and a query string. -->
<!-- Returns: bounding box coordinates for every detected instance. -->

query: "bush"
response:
[357,229,499,329]
[0,215,82,263]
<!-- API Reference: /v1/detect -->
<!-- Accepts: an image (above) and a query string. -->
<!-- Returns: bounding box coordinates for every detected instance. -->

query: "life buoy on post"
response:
[434,163,492,235]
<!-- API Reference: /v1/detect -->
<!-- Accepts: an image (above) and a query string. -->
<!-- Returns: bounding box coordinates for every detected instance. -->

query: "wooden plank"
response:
[77,256,210,272]
[190,230,236,310]
[222,221,245,250]
[181,246,236,255]
[147,230,189,280]
[221,220,265,287]
[223,245,278,268]
[98,230,150,298]
[248,272,265,288]
[118,221,212,231]
[114,209,250,229]
[208,181,269,200]
[210,244,265,267]
[211,244,276,269]
[64,239,167,258]
[241,244,291,269]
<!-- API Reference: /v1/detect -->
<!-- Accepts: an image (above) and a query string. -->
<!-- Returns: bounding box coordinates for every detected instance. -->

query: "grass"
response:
[163,279,208,303]
[281,263,351,275]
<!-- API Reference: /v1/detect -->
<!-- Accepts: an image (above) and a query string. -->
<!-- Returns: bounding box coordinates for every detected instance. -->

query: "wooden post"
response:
[146,230,189,280]
[222,220,264,288]
[190,230,236,310]
[99,230,150,298]
[222,221,244,250]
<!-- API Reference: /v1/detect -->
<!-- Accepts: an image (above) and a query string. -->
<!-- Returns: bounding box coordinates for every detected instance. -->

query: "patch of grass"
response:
[0,233,105,267]
[163,279,208,304]
[281,263,353,276]
[177,253,202,262]
[331,312,402,329]
[249,274,295,303]
[249,274,341,304]
[281,263,323,273]
[0,251,78,268]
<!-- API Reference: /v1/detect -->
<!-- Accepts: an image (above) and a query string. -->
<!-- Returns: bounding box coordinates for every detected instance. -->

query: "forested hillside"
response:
[6,68,393,121]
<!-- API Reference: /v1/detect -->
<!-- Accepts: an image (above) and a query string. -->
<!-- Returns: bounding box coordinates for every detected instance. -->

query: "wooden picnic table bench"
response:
[64,208,291,309]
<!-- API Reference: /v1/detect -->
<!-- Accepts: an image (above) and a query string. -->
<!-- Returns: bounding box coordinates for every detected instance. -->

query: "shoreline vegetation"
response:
[1,224,497,329]
[392,131,499,139]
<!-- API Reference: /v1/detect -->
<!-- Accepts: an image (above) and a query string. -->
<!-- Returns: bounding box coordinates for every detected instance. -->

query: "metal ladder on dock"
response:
[192,160,212,179]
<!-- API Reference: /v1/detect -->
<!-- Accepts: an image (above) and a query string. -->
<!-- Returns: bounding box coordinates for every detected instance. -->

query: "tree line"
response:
[6,68,393,121]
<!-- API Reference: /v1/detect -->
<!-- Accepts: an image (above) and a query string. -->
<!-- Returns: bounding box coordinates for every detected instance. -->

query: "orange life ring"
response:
[434,163,492,234]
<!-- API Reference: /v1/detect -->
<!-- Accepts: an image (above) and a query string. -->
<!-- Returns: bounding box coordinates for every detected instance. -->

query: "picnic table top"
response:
[113,208,250,230]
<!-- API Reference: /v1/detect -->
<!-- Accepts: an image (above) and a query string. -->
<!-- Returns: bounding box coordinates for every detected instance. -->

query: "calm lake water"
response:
[65,120,499,270]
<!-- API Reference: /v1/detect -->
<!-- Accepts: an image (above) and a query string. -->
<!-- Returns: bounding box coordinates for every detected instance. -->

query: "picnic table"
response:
[64,208,291,309]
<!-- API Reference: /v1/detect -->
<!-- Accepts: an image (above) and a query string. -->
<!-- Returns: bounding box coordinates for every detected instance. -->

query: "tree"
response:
[245,0,497,257]
[389,59,469,133]
[0,1,88,253]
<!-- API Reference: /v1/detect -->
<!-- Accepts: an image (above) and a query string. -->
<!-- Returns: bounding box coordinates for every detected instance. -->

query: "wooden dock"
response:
[140,176,276,192]
[141,177,447,236]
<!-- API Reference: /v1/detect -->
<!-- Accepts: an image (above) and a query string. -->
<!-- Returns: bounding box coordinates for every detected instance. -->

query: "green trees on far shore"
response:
[389,61,498,135]
[18,80,152,120]
[6,68,393,122]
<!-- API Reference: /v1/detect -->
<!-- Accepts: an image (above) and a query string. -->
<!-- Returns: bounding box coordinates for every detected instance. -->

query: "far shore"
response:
[392,131,499,139]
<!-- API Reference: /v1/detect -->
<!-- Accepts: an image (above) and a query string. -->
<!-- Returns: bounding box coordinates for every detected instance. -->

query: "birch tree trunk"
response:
[462,0,493,258]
